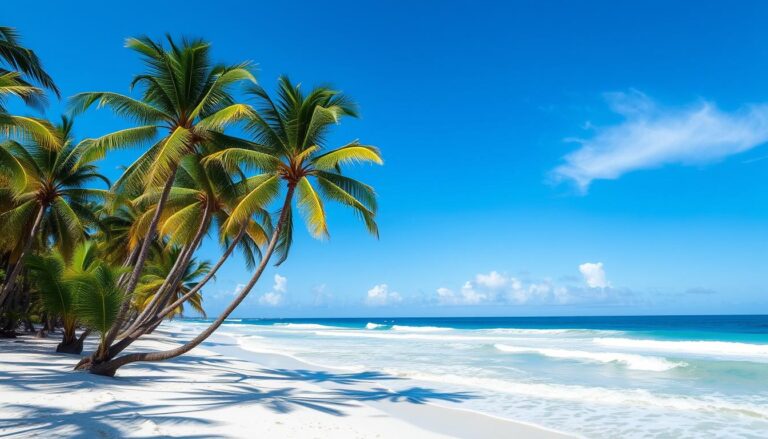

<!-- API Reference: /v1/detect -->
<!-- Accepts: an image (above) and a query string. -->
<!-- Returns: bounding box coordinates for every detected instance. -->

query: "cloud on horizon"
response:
[434,268,622,306]
[552,90,768,191]
[365,284,403,306]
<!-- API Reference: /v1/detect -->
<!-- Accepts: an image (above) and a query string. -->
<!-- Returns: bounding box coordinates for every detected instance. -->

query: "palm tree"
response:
[70,35,256,362]
[99,154,271,355]
[0,26,58,95]
[70,261,126,360]
[0,117,109,306]
[0,26,60,150]
[25,241,101,353]
[134,247,210,320]
[88,77,382,376]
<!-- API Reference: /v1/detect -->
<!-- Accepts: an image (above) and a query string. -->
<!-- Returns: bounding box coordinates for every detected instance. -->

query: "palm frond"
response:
[296,176,328,238]
[312,142,383,170]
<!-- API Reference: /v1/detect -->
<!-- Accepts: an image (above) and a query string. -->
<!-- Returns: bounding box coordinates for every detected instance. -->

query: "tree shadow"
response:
[251,368,402,385]
[174,384,357,416]
[332,386,480,404]
[0,401,216,439]
[172,382,479,417]
[1,339,481,436]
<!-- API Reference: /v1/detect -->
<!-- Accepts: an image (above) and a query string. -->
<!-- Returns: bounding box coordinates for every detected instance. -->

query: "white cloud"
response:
[258,274,287,306]
[258,291,283,306]
[553,90,768,191]
[436,272,556,305]
[435,268,623,306]
[365,284,402,306]
[476,271,508,289]
[436,282,490,305]
[579,262,610,289]
[213,283,245,300]
[273,274,287,293]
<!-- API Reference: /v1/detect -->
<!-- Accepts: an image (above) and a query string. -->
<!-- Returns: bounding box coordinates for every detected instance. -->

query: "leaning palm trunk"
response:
[155,225,246,321]
[94,171,176,363]
[88,187,295,377]
[0,205,45,306]
[99,225,248,361]
[127,202,212,333]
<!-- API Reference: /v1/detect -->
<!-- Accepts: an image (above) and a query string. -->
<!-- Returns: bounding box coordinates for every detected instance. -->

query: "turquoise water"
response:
[177,315,768,438]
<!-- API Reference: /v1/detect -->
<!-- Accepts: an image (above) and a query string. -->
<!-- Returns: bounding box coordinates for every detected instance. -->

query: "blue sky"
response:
[5,1,768,316]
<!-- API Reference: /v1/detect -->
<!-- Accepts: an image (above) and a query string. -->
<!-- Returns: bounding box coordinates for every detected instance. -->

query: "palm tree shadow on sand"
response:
[171,383,479,417]
[0,341,480,437]
[0,401,215,439]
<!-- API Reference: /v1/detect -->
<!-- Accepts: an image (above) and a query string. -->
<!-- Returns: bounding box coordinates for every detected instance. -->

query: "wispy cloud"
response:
[365,284,402,306]
[552,90,768,191]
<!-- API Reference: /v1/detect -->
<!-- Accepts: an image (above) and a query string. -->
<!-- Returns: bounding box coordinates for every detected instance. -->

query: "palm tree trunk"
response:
[96,171,177,362]
[126,202,212,334]
[104,225,248,360]
[90,186,295,377]
[0,204,45,306]
[155,224,246,321]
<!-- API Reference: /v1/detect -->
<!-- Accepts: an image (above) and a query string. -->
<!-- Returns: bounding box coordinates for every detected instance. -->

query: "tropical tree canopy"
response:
[0,31,382,379]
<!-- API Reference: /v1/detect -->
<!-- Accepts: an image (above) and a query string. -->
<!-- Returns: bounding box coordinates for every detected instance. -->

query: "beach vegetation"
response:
[0,27,381,377]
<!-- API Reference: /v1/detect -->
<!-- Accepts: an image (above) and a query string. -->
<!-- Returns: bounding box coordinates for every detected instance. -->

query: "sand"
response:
[0,330,570,438]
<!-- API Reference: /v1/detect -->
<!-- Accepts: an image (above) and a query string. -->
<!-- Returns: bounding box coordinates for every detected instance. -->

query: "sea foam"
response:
[494,344,686,371]
[391,325,453,332]
[314,330,497,341]
[593,338,768,360]
[271,323,340,330]
[388,370,768,419]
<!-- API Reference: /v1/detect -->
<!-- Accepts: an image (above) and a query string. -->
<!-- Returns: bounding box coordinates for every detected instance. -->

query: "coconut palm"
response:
[101,154,271,354]
[70,262,126,360]
[134,247,210,320]
[88,77,382,376]
[26,250,79,352]
[0,26,60,150]
[69,35,256,361]
[0,26,58,95]
[0,117,109,306]
[25,241,101,353]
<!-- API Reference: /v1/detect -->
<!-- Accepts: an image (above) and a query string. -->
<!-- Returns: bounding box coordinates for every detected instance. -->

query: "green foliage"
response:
[0,26,59,96]
[71,263,126,340]
[206,76,383,263]
[135,247,210,318]
[1,33,383,361]
[0,117,110,258]
[26,251,73,318]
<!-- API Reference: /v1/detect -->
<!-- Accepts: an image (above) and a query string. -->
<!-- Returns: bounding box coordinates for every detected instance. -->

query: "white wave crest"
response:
[486,328,621,336]
[315,330,492,341]
[365,322,386,330]
[594,338,768,360]
[236,335,292,356]
[494,344,686,371]
[272,323,340,330]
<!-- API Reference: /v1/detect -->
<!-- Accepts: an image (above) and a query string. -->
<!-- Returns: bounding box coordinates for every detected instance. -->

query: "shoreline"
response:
[200,329,573,438]
[0,329,569,438]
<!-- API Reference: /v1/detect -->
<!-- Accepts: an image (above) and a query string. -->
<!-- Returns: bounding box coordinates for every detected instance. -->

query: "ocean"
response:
[176,315,768,438]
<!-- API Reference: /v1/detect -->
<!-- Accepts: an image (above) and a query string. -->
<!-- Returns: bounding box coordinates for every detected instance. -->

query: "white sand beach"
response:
[0,331,568,438]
